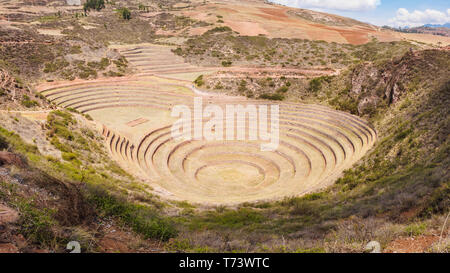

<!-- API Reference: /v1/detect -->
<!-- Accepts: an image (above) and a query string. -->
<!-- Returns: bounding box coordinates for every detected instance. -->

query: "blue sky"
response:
[269,0,450,27]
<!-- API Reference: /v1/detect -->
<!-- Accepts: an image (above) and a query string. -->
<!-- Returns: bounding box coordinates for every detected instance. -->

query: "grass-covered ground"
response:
[0,110,177,252]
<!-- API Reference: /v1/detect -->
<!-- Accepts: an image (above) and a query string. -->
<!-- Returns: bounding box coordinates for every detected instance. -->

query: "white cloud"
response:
[388,8,450,28]
[269,0,380,11]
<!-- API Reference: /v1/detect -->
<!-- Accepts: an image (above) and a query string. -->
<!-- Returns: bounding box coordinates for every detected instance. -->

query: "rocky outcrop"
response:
[0,68,20,103]
[0,68,49,110]
[350,48,450,115]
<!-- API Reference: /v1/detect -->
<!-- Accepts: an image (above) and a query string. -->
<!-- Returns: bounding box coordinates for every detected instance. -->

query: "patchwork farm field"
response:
[38,44,377,204]
[178,0,450,46]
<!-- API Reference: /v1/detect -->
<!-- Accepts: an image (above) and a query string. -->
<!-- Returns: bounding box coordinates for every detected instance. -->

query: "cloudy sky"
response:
[269,0,450,27]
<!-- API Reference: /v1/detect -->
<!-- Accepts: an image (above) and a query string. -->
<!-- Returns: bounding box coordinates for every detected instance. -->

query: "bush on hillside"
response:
[259,93,284,101]
[221,60,232,67]
[117,7,131,20]
[83,0,105,12]
[194,75,204,87]
[206,26,232,34]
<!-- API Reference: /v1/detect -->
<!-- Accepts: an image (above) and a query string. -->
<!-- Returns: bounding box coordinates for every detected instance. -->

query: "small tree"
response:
[83,0,105,12]
[117,7,131,20]
[221,60,232,67]
[194,75,204,87]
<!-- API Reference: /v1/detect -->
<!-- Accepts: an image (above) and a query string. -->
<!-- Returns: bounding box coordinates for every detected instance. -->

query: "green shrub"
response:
[404,223,427,237]
[238,80,247,93]
[43,59,69,73]
[138,4,147,11]
[172,47,183,56]
[69,46,82,54]
[277,86,289,93]
[83,0,105,12]
[88,188,177,241]
[50,137,72,153]
[194,75,204,87]
[38,15,60,23]
[330,94,359,115]
[84,114,93,121]
[221,60,232,67]
[21,95,39,108]
[47,110,77,141]
[295,247,326,253]
[395,128,413,141]
[87,58,110,70]
[17,202,57,246]
[62,152,77,161]
[206,26,232,34]
[309,76,332,93]
[165,238,192,252]
[117,7,131,20]
[21,99,39,108]
[259,93,284,101]
[0,127,38,154]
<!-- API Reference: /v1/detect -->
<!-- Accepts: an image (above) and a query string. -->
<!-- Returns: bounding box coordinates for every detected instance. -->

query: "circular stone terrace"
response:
[38,44,377,205]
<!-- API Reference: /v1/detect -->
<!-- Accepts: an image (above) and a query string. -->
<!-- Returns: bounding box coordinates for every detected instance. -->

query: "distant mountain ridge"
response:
[384,24,450,38]
[423,23,450,28]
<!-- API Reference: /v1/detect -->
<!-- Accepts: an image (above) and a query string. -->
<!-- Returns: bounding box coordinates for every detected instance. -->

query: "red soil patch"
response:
[384,236,439,253]
[179,1,449,45]
[97,226,162,253]
[253,11,289,23]
[217,7,240,14]
[225,20,269,36]
[98,233,133,253]
[399,207,420,220]
[307,23,371,45]
[337,28,370,45]
[259,7,289,19]
[0,243,19,253]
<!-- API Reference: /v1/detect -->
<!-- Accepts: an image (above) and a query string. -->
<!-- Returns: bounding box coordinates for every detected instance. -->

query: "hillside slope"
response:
[0,108,176,252]
[168,48,450,252]
[177,0,450,45]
